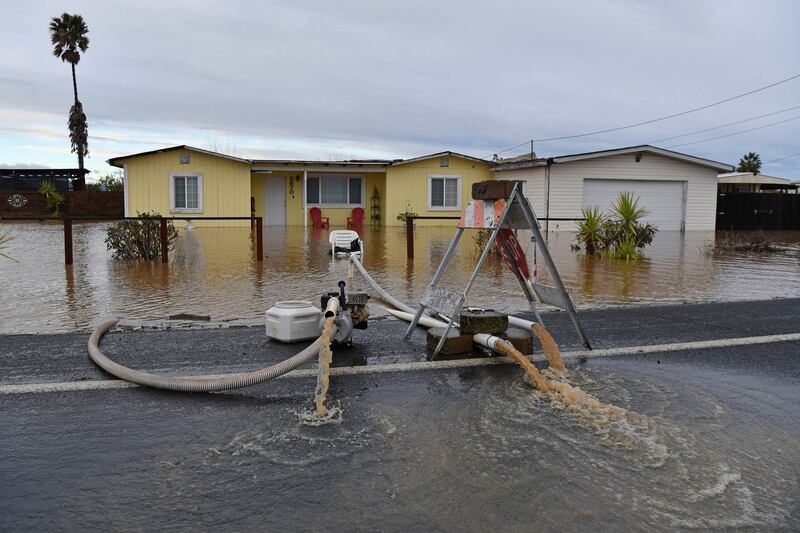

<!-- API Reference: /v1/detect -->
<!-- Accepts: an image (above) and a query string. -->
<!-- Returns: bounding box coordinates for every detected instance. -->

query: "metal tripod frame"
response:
[404,183,592,357]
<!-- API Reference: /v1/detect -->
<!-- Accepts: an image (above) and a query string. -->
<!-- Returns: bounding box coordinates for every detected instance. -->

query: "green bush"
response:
[575,192,657,261]
[38,180,65,217]
[105,212,177,260]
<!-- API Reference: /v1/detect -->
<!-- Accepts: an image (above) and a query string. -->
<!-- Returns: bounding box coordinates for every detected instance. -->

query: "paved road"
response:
[1,298,799,531]
[3,297,799,386]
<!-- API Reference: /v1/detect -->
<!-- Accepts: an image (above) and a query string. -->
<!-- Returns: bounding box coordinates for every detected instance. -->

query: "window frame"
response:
[304,173,366,208]
[169,173,204,213]
[427,174,462,211]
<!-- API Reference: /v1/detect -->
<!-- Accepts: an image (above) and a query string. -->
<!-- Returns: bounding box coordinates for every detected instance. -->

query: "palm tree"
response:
[736,152,762,174]
[49,13,89,171]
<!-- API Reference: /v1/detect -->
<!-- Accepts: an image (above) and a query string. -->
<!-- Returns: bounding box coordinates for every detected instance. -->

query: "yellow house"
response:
[108,146,493,227]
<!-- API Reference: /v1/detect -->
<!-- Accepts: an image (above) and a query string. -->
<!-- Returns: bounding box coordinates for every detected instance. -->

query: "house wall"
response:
[253,171,386,227]
[495,153,719,231]
[384,157,494,226]
[121,150,252,227]
[492,165,548,215]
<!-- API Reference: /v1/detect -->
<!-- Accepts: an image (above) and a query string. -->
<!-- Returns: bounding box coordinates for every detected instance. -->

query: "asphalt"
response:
[1,298,799,531]
[1,297,799,386]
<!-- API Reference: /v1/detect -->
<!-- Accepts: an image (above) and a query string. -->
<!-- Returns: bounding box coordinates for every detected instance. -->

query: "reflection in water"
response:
[1,222,799,333]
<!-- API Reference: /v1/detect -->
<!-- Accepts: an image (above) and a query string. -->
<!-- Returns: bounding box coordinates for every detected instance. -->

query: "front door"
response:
[264,175,286,225]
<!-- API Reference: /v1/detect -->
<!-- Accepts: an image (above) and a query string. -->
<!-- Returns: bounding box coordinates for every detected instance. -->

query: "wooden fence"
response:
[717,193,800,231]
[0,191,123,218]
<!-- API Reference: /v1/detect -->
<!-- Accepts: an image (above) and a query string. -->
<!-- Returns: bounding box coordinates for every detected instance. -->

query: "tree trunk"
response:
[71,63,84,170]
[71,63,78,102]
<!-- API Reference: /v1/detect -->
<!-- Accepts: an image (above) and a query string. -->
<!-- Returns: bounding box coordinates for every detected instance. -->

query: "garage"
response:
[492,146,733,232]
[583,179,686,231]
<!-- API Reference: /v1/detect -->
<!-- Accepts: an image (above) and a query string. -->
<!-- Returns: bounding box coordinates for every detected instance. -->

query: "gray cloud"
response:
[1,0,798,176]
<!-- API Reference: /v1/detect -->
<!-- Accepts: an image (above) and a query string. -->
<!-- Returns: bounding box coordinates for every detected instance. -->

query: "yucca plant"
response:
[608,236,641,261]
[0,232,16,261]
[576,206,604,255]
[573,192,657,261]
[610,191,648,237]
[38,180,66,217]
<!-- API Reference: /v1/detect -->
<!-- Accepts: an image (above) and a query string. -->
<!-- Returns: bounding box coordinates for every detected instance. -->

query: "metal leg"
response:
[431,206,513,359]
[404,228,465,338]
[514,190,592,349]
[404,304,428,338]
[432,317,457,358]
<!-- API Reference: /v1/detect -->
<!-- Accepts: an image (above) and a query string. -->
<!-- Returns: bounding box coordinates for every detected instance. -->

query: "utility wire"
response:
[649,104,800,144]
[491,72,800,156]
[665,115,800,149]
[764,150,800,164]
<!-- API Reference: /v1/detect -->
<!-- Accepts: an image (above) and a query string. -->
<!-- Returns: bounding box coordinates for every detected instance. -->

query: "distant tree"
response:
[736,152,762,174]
[204,134,243,158]
[88,173,123,192]
[49,13,90,170]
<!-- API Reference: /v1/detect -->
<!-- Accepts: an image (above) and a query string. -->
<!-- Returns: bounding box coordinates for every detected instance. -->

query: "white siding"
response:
[495,153,719,231]
[493,166,547,215]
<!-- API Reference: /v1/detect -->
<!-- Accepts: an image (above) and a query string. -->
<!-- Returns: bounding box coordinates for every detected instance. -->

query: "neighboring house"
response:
[107,147,493,227]
[718,172,798,193]
[0,168,88,192]
[493,145,733,231]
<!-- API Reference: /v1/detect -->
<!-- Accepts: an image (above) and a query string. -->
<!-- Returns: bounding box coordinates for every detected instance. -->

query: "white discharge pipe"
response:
[384,309,504,352]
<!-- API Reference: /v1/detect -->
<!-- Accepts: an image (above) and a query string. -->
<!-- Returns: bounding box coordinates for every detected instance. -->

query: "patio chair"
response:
[347,207,365,227]
[310,207,329,227]
[329,230,364,259]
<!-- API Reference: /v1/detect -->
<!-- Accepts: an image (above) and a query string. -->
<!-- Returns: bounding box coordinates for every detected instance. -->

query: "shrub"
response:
[395,202,418,222]
[38,180,65,217]
[105,212,177,260]
[575,192,657,260]
[704,231,781,255]
[472,228,501,257]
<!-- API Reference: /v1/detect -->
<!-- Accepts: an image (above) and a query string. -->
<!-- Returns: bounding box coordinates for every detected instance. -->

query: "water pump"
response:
[320,281,369,346]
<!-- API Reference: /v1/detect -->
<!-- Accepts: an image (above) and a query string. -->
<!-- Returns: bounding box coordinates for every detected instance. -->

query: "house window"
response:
[170,173,203,213]
[428,175,461,210]
[305,175,364,207]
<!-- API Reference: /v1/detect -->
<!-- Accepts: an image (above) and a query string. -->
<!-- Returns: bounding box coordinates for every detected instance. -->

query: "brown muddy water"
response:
[1,222,799,334]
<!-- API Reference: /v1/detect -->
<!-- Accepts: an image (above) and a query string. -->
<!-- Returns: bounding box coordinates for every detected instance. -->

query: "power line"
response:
[665,115,800,149]
[764,150,800,164]
[648,104,800,144]
[491,72,800,156]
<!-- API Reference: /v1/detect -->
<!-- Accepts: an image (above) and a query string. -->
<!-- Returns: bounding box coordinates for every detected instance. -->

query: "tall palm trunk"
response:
[70,63,83,170]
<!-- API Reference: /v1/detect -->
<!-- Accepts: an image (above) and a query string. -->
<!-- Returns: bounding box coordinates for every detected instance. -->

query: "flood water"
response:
[1,222,799,334]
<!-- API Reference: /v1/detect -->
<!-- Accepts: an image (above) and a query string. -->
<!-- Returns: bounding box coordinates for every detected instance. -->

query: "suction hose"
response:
[87,299,340,392]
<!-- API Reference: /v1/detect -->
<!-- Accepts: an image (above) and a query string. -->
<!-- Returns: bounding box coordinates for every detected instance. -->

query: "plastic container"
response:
[265,301,322,342]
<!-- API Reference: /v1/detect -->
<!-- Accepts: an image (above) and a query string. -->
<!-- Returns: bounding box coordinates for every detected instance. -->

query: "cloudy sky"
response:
[1,0,798,179]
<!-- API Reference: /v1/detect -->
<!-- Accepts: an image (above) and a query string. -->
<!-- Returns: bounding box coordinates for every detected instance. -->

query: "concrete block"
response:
[459,309,508,335]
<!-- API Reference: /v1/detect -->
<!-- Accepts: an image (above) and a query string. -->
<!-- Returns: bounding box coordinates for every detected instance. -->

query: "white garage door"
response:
[583,179,685,230]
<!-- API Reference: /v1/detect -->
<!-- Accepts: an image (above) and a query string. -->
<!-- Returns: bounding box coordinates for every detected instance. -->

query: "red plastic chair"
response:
[347,207,365,227]
[310,207,329,228]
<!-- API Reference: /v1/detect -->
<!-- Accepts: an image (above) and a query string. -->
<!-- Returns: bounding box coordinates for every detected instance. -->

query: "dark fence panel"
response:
[0,191,124,218]
[717,193,800,230]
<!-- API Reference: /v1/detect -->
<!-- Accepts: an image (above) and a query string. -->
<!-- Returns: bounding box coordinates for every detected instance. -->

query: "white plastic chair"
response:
[329,230,364,259]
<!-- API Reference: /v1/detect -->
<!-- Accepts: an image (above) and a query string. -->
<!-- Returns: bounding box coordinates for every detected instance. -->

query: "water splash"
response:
[531,323,566,372]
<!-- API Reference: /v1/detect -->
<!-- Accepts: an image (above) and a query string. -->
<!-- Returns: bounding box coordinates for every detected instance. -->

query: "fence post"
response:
[406,216,414,259]
[256,217,263,261]
[159,218,168,263]
[63,218,73,266]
